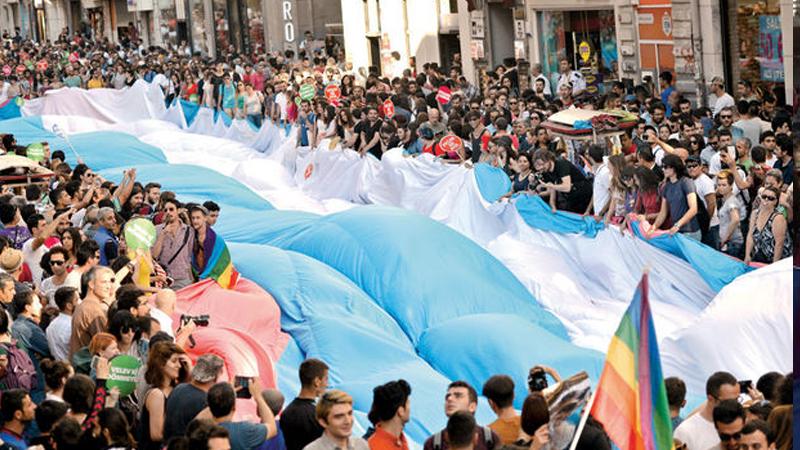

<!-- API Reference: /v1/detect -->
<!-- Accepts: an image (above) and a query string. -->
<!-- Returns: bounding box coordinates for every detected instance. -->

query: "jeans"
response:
[721,241,743,259]
[702,225,720,250]
[247,113,262,128]
[681,230,702,241]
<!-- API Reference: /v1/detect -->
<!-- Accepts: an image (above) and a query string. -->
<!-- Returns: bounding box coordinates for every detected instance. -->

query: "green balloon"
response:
[124,218,157,250]
[106,355,142,397]
[299,83,315,100]
[26,143,44,162]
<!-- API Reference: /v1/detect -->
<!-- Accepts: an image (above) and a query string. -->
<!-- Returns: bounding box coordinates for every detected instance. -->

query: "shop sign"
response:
[470,11,484,38]
[578,41,591,62]
[469,40,484,60]
[661,12,672,36]
[282,1,296,44]
[637,13,654,25]
[514,20,525,40]
[758,15,783,82]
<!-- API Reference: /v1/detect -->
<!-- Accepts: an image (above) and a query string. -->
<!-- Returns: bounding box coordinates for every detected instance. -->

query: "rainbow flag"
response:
[193,227,239,289]
[590,273,673,450]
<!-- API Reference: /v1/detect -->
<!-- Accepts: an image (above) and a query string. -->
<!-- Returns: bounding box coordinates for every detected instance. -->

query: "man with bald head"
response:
[150,289,177,337]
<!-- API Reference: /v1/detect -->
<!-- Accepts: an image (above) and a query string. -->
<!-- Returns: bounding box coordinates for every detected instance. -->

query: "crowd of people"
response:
[0,28,794,450]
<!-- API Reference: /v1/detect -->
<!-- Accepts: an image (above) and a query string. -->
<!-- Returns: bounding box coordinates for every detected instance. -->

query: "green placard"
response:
[106,355,141,397]
[124,218,157,250]
[299,83,315,100]
[26,143,44,162]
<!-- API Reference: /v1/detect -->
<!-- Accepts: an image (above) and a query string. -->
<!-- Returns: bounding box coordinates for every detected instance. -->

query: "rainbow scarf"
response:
[590,273,672,450]
[192,227,239,289]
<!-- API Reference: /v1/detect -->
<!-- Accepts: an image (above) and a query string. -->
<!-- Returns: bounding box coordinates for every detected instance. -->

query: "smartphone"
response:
[234,376,252,399]
[727,145,736,162]
[738,380,752,393]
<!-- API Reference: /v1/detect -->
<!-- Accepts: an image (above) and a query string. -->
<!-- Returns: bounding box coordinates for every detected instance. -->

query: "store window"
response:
[245,0,264,55]
[729,0,784,101]
[212,0,230,54]
[536,10,617,94]
[189,0,209,55]
[158,0,178,48]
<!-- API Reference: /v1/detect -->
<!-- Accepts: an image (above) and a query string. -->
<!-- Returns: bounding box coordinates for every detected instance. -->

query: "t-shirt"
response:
[488,415,521,445]
[41,275,67,307]
[592,163,611,214]
[718,195,744,245]
[422,426,500,450]
[0,428,26,450]
[660,177,699,233]
[220,421,268,450]
[164,383,208,440]
[280,398,323,450]
[733,118,762,145]
[673,412,719,450]
[692,173,718,227]
[541,159,588,186]
[0,226,31,250]
[355,120,384,159]
[712,93,735,116]
[21,239,47,289]
[256,420,286,450]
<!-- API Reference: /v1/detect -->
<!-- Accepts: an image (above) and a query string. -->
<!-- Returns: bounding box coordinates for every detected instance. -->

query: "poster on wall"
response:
[758,15,783,82]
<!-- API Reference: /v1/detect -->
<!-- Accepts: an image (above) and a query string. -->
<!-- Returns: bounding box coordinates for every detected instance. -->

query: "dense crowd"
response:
[0,29,795,450]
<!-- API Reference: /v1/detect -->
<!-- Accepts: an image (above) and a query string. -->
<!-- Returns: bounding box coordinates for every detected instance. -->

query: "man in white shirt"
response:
[45,286,79,361]
[150,289,177,338]
[586,145,610,216]
[709,77,735,117]
[674,371,740,450]
[556,58,586,97]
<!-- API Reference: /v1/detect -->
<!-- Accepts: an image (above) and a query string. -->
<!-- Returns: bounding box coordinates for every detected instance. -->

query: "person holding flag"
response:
[188,204,239,289]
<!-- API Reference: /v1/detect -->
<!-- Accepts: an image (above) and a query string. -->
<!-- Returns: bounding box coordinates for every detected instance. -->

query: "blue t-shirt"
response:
[0,428,27,450]
[256,421,286,450]
[660,86,674,116]
[220,421,269,450]
[660,177,699,233]
[298,112,317,147]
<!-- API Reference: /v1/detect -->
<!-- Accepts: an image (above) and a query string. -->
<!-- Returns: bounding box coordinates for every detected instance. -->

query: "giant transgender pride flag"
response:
[589,272,672,450]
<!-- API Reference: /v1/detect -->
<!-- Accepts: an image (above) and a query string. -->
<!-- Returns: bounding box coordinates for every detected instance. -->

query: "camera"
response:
[528,368,548,392]
[234,376,252,399]
[180,314,210,327]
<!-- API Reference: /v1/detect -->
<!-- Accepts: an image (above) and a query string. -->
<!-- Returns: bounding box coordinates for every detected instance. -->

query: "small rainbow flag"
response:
[590,272,672,450]
[193,227,239,290]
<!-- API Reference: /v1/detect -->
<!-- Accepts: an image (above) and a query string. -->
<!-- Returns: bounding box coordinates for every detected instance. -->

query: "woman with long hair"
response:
[137,341,191,450]
[335,108,356,148]
[59,227,83,267]
[744,185,792,264]
[631,166,662,224]
[604,157,636,225]
[98,407,137,450]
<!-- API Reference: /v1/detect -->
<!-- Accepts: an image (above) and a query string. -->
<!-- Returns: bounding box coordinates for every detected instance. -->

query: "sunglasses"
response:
[687,164,699,169]
[720,115,732,119]
[760,194,777,201]
[718,431,742,442]
[50,260,65,266]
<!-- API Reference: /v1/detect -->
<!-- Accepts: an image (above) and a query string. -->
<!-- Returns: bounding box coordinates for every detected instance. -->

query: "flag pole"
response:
[567,388,597,450]
[568,268,649,450]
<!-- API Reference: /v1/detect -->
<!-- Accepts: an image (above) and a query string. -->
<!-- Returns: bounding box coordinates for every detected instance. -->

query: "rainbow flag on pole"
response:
[590,272,673,450]
[193,227,239,289]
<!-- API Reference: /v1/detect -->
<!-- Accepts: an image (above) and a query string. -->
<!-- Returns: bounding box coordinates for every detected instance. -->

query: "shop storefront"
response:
[533,8,618,95]
[724,0,785,102]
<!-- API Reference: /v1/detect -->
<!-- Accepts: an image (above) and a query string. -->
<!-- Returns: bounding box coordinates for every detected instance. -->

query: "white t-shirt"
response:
[712,93,735,117]
[592,163,611,215]
[673,412,720,450]
[274,92,289,122]
[22,239,47,290]
[692,173,719,226]
[41,275,68,307]
[150,307,175,338]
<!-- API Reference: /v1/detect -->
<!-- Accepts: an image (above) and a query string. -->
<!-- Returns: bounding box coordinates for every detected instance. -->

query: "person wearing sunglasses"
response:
[744,185,792,264]
[712,399,746,450]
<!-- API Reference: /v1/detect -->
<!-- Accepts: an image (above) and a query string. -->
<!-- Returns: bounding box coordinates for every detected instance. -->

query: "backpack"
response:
[0,341,37,391]
[433,425,494,450]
